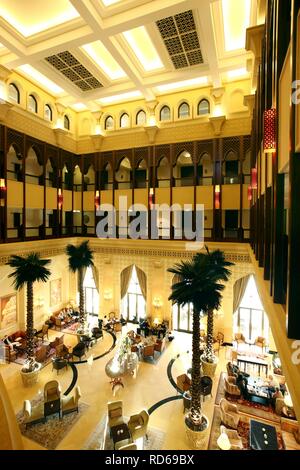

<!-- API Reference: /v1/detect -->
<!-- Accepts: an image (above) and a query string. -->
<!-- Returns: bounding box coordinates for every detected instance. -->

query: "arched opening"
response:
[7,145,22,181]
[62,164,72,190]
[121,265,146,322]
[233,275,270,351]
[8,83,20,104]
[45,158,57,187]
[73,165,82,192]
[101,162,113,190]
[160,105,171,122]
[84,165,95,190]
[198,152,213,186]
[83,266,99,325]
[64,115,70,130]
[223,150,240,184]
[120,113,129,128]
[173,151,193,187]
[44,104,52,121]
[105,115,114,130]
[178,102,190,119]
[116,157,132,189]
[243,150,251,184]
[28,94,38,114]
[25,147,43,185]
[136,109,146,126]
[197,99,210,116]
[156,156,170,188]
[135,159,148,188]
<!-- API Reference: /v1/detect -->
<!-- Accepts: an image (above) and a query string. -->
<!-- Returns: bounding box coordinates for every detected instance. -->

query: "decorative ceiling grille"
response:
[156,10,203,69]
[45,51,103,91]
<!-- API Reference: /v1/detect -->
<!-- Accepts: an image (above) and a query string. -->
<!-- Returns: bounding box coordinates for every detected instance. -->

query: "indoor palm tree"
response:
[6,253,51,372]
[66,240,94,328]
[168,248,233,443]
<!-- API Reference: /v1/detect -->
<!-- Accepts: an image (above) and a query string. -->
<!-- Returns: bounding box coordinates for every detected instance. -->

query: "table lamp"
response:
[217,431,231,450]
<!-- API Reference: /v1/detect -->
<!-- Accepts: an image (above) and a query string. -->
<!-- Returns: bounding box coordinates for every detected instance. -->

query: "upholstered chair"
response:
[23,400,44,428]
[128,409,149,440]
[219,425,243,450]
[61,386,81,416]
[254,336,267,352]
[219,398,240,429]
[36,324,49,341]
[35,344,48,363]
[44,380,61,403]
[143,345,155,360]
[224,375,241,397]
[118,443,137,450]
[107,401,123,428]
[275,397,285,416]
[176,374,191,393]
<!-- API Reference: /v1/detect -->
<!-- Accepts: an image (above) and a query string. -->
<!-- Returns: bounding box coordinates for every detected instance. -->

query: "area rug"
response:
[208,405,284,450]
[14,351,56,369]
[83,415,165,450]
[215,372,280,423]
[16,398,89,450]
[61,322,81,335]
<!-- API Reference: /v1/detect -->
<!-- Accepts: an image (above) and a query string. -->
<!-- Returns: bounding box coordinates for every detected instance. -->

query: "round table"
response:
[105,357,125,392]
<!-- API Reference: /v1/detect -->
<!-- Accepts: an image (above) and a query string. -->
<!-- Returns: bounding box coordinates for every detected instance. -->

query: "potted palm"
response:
[6,253,51,386]
[200,249,233,378]
[66,240,94,331]
[168,249,232,448]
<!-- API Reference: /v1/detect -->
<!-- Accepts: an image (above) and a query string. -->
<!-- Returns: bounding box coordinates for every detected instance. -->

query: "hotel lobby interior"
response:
[0,0,300,453]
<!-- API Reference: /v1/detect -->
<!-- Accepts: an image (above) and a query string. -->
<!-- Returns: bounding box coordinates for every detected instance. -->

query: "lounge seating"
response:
[128,409,149,440]
[200,375,213,401]
[2,344,17,363]
[61,386,81,415]
[220,398,240,429]
[44,380,61,403]
[224,375,241,397]
[234,333,246,349]
[154,337,166,354]
[52,357,68,374]
[55,343,70,359]
[36,325,49,341]
[72,342,86,360]
[275,397,285,416]
[91,327,103,341]
[219,425,243,450]
[254,336,267,352]
[177,374,191,393]
[113,322,122,333]
[108,401,123,428]
[23,400,44,428]
[143,345,155,360]
[35,344,48,363]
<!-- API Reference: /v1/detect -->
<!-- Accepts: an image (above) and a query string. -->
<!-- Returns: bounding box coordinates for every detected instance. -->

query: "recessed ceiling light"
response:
[123,27,164,72]
[82,41,126,80]
[222,0,251,51]
[156,77,208,93]
[17,64,64,95]
[227,68,249,79]
[97,90,142,105]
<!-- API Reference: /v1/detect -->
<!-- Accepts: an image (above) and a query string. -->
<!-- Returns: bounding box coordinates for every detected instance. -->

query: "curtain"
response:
[233,274,252,313]
[135,266,147,300]
[92,265,99,292]
[120,265,134,299]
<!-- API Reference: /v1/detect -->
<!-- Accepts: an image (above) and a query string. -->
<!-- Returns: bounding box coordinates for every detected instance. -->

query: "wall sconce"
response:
[215,185,221,210]
[58,188,63,209]
[148,115,157,126]
[248,186,253,201]
[263,108,277,154]
[95,190,100,211]
[251,168,258,190]
[104,289,113,300]
[0,178,6,206]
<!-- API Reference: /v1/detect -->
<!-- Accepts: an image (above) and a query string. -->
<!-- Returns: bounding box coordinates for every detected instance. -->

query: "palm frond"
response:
[6,253,51,290]
[66,240,94,273]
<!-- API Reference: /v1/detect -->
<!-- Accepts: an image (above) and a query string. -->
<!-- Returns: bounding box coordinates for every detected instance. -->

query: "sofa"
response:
[23,400,45,428]
[219,425,243,450]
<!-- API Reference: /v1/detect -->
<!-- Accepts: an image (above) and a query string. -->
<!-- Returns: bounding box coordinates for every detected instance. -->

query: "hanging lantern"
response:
[95,190,100,211]
[251,168,258,190]
[149,187,154,210]
[58,188,63,209]
[263,108,277,154]
[215,185,220,210]
[248,186,252,201]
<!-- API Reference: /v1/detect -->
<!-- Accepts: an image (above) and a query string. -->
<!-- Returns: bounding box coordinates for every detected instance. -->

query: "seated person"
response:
[271,387,283,408]
[236,373,249,400]
[264,374,279,397]
[3,335,20,350]
[102,316,112,330]
[227,361,250,379]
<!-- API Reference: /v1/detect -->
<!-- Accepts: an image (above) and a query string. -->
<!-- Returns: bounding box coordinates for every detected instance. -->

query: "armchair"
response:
[44,380,61,403]
[108,401,123,428]
[224,375,241,397]
[143,345,155,360]
[55,343,70,359]
[220,398,240,429]
[61,386,81,416]
[219,425,243,450]
[128,409,149,440]
[254,336,267,352]
[36,325,49,341]
[91,327,103,342]
[35,344,48,363]
[2,344,17,363]
[176,374,191,393]
[275,397,285,416]
[23,400,44,428]
[234,333,246,350]
[72,342,86,360]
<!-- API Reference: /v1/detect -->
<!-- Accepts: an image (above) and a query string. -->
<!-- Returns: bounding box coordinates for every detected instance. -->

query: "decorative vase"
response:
[20,362,41,387]
[201,355,219,378]
[185,414,209,449]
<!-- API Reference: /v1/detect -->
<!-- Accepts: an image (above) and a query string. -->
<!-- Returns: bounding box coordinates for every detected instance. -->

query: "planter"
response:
[185,414,209,449]
[20,362,41,387]
[201,355,219,378]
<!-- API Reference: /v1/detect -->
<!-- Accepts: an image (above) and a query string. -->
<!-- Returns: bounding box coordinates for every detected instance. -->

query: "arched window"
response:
[157,156,170,188]
[116,157,132,189]
[178,102,190,119]
[6,145,23,181]
[136,110,146,126]
[26,147,43,185]
[173,151,193,187]
[64,115,70,130]
[44,104,52,121]
[198,152,213,185]
[135,159,148,188]
[83,267,99,317]
[8,83,20,104]
[198,99,210,116]
[160,105,171,122]
[28,94,38,113]
[121,265,146,322]
[105,115,114,130]
[223,150,239,184]
[101,162,113,190]
[120,113,129,128]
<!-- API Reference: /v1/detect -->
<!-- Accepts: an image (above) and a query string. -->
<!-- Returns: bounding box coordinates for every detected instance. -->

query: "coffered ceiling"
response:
[0,0,263,110]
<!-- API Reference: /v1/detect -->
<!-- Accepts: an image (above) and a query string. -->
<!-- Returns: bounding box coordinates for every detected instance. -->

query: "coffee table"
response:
[247,377,270,406]
[44,398,61,420]
[111,423,131,450]
[250,419,278,450]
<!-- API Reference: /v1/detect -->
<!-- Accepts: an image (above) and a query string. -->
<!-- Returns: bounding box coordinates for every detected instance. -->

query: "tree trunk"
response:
[205,309,214,363]
[78,268,85,327]
[26,281,35,371]
[189,305,202,425]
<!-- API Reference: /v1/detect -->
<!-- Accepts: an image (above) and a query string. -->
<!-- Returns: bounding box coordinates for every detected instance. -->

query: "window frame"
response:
[28,94,38,114]
[64,115,70,130]
[197,99,210,116]
[136,109,146,126]
[8,83,20,104]
[44,104,53,122]
[105,115,114,130]
[159,105,171,122]
[178,102,190,119]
